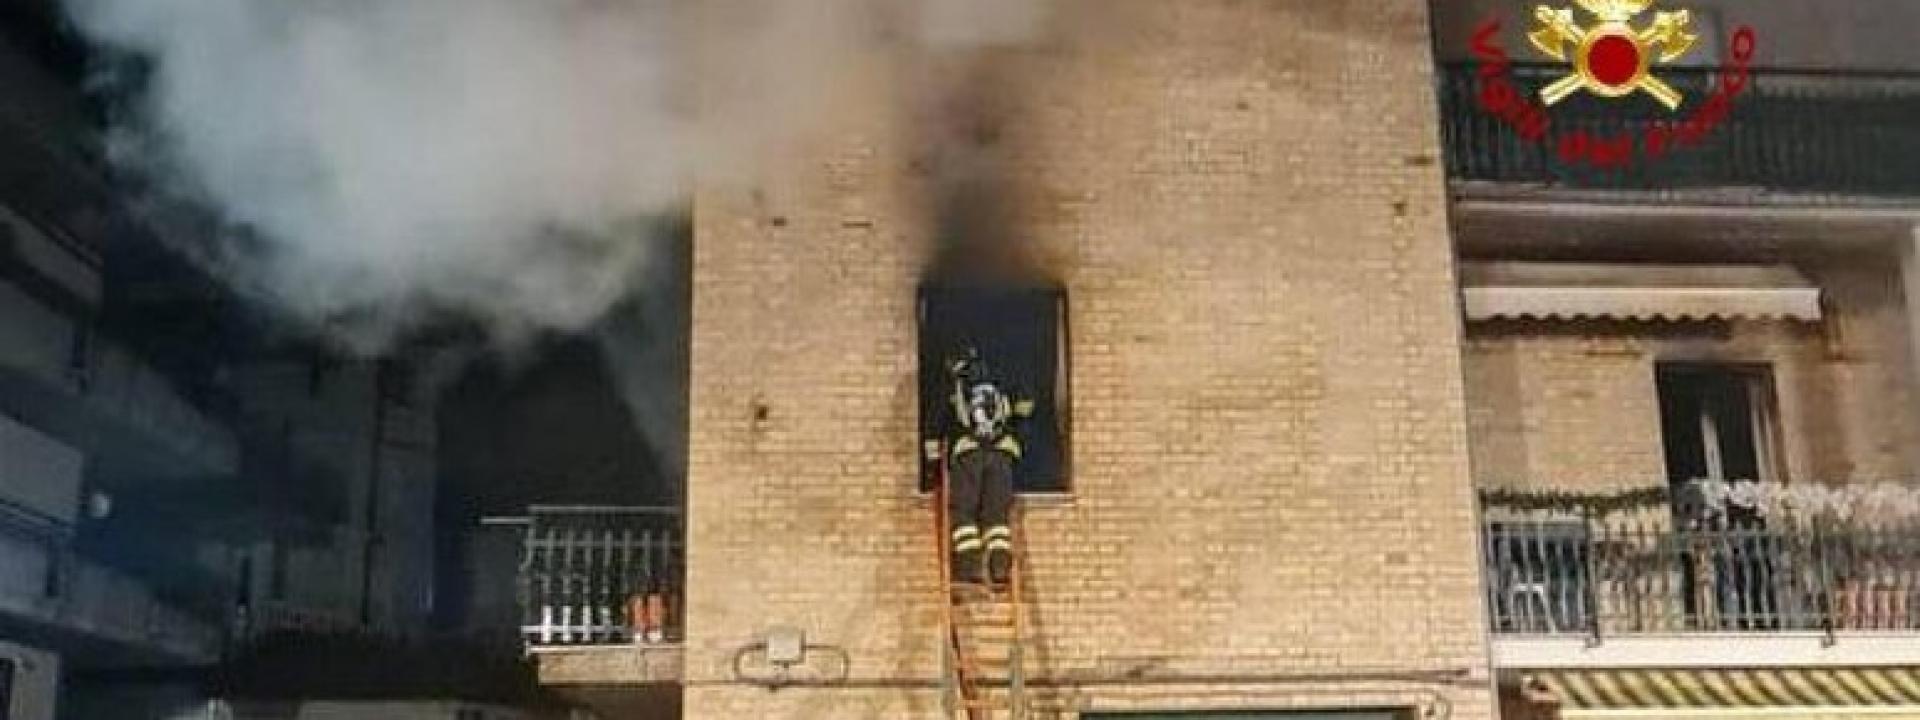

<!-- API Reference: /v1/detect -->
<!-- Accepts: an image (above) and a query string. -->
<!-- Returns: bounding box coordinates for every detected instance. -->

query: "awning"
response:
[1523,668,1920,718]
[1461,262,1824,322]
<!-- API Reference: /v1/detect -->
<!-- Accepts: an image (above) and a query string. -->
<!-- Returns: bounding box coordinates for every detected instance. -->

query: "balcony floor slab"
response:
[532,643,683,687]
[1496,632,1920,669]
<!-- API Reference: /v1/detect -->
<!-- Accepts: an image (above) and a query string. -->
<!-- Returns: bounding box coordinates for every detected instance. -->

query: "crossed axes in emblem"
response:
[1529,1,1698,109]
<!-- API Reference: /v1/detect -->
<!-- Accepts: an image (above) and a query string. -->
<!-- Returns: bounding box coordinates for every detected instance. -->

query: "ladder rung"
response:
[961,617,1015,625]
[962,638,1017,653]
[964,625,1018,639]
[959,616,1016,628]
[960,603,1015,613]
[960,606,1021,618]
[950,589,1014,604]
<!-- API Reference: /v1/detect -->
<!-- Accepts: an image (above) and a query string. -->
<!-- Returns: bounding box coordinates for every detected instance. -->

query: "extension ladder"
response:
[933,453,1029,720]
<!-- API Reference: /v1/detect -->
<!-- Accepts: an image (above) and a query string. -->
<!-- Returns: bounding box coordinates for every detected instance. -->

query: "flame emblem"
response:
[1529,0,1698,109]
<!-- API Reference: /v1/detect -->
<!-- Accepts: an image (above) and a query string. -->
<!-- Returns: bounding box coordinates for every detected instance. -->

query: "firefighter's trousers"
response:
[949,448,1014,579]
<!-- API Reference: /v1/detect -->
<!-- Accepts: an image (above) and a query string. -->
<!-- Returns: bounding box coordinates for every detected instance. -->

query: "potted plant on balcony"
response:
[626,577,670,644]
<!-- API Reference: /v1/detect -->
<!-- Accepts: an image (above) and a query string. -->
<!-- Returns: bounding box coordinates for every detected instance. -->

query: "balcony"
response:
[0,292,238,489]
[1482,499,1920,668]
[1438,64,1920,199]
[0,504,225,666]
[490,506,684,688]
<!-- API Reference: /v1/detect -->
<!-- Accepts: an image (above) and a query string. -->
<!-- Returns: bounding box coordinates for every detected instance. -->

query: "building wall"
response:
[0,206,237,480]
[0,640,58,720]
[274,701,541,720]
[0,409,83,523]
[684,2,1491,718]
[1464,257,1920,493]
[0,279,76,386]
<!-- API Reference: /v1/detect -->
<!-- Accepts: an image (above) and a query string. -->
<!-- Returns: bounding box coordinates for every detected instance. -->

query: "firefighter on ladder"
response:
[927,345,1035,587]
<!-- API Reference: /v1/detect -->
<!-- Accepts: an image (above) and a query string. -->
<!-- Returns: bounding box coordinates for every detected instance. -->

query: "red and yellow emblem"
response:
[1529,0,1698,109]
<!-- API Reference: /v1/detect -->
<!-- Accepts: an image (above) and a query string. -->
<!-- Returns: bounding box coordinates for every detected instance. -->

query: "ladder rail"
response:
[1008,500,1027,720]
[936,458,955,718]
[934,443,1033,720]
[932,447,988,720]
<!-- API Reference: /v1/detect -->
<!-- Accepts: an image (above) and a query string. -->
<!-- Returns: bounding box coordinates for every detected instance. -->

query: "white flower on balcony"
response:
[1686,479,1920,528]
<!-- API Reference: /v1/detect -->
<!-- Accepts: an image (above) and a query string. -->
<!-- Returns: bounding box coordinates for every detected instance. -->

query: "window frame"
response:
[1654,362,1785,486]
[916,283,1072,495]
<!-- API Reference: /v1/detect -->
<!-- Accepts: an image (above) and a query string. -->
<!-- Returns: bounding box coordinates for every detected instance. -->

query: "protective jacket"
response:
[924,374,1035,464]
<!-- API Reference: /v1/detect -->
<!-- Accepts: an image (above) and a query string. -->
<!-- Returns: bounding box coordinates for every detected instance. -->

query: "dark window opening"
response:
[1657,363,1779,492]
[66,321,93,389]
[236,555,254,614]
[41,552,60,600]
[377,358,415,408]
[307,354,328,397]
[0,656,13,720]
[918,283,1069,493]
[1657,363,1783,629]
[269,542,289,601]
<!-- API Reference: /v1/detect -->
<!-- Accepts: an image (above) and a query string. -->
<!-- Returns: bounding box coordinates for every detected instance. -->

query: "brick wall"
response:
[1465,255,1920,494]
[683,2,1492,718]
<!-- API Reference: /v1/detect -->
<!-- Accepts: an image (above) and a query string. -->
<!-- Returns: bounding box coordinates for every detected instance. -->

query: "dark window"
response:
[41,551,59,599]
[307,356,327,397]
[0,656,14,720]
[65,322,93,389]
[1656,364,1780,490]
[377,358,415,408]
[919,284,1069,493]
[269,542,289,601]
[235,555,254,613]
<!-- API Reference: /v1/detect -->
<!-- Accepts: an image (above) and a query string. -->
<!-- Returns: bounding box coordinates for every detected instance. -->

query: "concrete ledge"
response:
[533,643,683,686]
[1495,633,1920,669]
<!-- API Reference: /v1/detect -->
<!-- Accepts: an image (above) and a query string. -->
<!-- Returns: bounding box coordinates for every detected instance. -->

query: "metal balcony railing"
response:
[495,505,683,648]
[1485,517,1920,636]
[1438,63,1920,197]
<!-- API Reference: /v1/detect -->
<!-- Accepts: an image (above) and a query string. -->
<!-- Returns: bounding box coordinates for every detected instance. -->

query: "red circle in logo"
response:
[1587,35,1642,87]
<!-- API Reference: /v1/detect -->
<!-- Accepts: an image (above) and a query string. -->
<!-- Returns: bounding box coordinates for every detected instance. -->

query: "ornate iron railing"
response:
[1439,63,1920,196]
[1485,516,1920,635]
[495,505,683,647]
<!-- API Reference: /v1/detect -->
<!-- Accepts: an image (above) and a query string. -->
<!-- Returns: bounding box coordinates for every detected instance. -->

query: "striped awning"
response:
[1460,262,1824,322]
[1524,668,1920,717]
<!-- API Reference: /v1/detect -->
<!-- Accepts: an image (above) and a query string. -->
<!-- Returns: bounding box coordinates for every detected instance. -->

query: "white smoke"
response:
[62,0,1049,350]
[63,0,1047,492]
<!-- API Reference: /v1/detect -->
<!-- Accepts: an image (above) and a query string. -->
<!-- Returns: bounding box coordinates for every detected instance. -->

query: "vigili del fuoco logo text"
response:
[1470,0,1757,170]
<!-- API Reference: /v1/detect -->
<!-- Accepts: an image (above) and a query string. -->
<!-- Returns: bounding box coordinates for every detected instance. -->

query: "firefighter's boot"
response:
[986,549,1012,587]
[952,549,983,585]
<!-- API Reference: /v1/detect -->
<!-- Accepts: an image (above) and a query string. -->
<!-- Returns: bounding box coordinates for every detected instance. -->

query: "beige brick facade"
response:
[1465,254,1920,494]
[683,2,1493,718]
